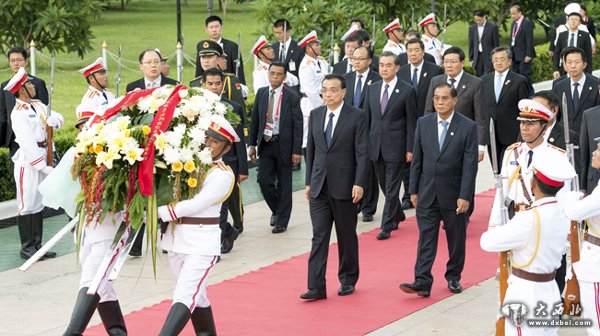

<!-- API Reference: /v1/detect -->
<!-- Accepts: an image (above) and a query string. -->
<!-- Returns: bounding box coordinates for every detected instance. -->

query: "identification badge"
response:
[289,61,296,72]
[264,123,274,137]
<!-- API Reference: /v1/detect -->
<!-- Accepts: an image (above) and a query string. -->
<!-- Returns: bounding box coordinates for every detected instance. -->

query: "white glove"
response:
[41,166,54,175]
[46,116,61,128]
[157,205,171,222]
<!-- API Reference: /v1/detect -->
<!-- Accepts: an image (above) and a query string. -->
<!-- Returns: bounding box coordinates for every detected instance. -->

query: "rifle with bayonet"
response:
[441,3,447,49]
[116,44,122,97]
[371,15,376,54]
[490,118,509,336]
[236,32,241,78]
[562,92,582,316]
[281,20,287,63]
[46,50,55,166]
[329,22,335,69]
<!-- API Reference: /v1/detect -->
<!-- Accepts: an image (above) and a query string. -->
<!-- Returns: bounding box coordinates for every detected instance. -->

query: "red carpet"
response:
[87,190,498,335]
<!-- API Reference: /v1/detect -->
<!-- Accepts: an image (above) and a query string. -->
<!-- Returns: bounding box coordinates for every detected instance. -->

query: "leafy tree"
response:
[0,0,105,57]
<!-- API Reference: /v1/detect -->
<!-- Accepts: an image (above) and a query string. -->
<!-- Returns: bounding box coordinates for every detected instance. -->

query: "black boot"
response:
[191,306,217,336]
[32,211,56,259]
[17,214,37,259]
[159,302,191,336]
[97,300,127,336]
[63,287,100,336]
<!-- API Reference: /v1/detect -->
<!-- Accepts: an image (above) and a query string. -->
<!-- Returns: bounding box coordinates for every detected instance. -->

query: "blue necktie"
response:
[411,68,418,89]
[439,120,449,150]
[353,74,363,107]
[495,73,503,102]
[381,84,389,114]
[573,83,580,112]
[325,112,334,148]
[569,33,575,47]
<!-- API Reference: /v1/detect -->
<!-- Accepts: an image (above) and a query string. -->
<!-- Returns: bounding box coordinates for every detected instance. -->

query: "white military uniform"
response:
[299,54,329,148]
[158,160,234,309]
[11,99,63,215]
[563,184,600,335]
[252,59,299,94]
[489,141,568,227]
[382,40,406,55]
[421,35,450,66]
[78,86,114,116]
[482,197,569,335]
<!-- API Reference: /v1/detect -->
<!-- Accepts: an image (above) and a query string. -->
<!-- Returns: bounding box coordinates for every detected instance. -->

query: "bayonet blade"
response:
[562,92,570,145]
[489,118,499,174]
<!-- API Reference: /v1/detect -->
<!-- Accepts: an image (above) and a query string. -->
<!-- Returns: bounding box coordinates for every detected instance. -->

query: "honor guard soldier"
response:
[382,18,406,55]
[481,150,576,336]
[78,57,114,112]
[489,99,570,227]
[190,40,245,108]
[156,114,238,336]
[419,13,448,66]
[563,139,600,335]
[5,68,63,260]
[251,35,299,94]
[298,30,329,151]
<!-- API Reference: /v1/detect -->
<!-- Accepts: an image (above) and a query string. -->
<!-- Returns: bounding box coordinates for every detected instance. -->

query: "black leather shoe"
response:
[40,251,57,260]
[391,223,399,230]
[233,222,244,234]
[399,282,430,297]
[376,230,390,240]
[397,211,406,223]
[448,280,462,293]
[270,215,278,227]
[221,228,240,254]
[362,214,374,222]
[401,200,414,210]
[292,163,301,171]
[272,226,287,234]
[300,289,327,300]
[338,285,355,296]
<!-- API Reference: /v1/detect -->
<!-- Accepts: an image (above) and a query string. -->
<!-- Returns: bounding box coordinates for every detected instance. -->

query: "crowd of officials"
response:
[1,3,600,335]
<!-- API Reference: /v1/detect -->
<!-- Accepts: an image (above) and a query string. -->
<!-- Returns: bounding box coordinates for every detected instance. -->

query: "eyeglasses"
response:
[320,88,342,94]
[142,60,161,65]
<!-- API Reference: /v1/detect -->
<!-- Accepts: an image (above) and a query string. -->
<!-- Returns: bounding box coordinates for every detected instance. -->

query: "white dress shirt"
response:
[380,76,398,102]
[354,68,370,93]
[323,102,343,136]
[437,112,455,142]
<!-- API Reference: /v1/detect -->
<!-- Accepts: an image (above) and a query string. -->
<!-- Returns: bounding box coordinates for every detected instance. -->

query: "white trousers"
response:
[580,281,600,336]
[14,163,44,215]
[168,252,217,312]
[79,240,117,303]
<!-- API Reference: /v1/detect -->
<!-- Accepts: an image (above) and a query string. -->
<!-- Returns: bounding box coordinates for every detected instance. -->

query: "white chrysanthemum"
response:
[137,96,153,112]
[188,127,206,145]
[179,147,194,162]
[181,106,199,121]
[197,116,212,130]
[202,89,220,102]
[172,107,182,118]
[198,147,213,164]
[178,89,189,99]
[214,102,226,115]
[162,147,181,164]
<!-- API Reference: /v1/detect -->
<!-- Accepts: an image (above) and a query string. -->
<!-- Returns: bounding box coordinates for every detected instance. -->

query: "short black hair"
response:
[323,74,346,89]
[491,46,512,59]
[406,38,425,51]
[405,29,421,39]
[7,47,27,60]
[205,15,222,27]
[567,12,582,19]
[345,33,363,44]
[268,62,286,71]
[433,82,458,97]
[533,174,562,196]
[473,9,485,17]
[356,29,371,42]
[561,46,587,63]
[380,51,400,65]
[532,90,560,111]
[351,18,365,29]
[202,67,224,82]
[138,49,161,63]
[443,46,465,62]
[352,46,372,59]
[274,19,292,30]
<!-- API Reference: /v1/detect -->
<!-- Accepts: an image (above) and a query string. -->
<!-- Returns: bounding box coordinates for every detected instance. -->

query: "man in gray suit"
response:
[301,74,368,300]
[425,47,487,162]
[400,83,478,297]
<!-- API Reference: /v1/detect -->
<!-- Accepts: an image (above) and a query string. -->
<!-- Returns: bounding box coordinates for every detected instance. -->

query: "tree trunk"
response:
[221,0,227,17]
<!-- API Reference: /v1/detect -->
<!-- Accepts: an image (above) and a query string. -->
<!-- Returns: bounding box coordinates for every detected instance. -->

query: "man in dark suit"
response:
[509,5,536,95]
[249,62,302,234]
[364,51,417,240]
[425,47,486,162]
[343,46,381,222]
[195,15,245,85]
[125,49,178,93]
[202,68,249,253]
[332,33,363,75]
[552,47,600,136]
[468,10,500,77]
[272,19,304,89]
[397,38,443,210]
[300,74,368,300]
[398,30,436,66]
[0,47,49,156]
[126,48,179,257]
[482,46,529,165]
[400,83,478,297]
[553,12,593,78]
[580,106,600,193]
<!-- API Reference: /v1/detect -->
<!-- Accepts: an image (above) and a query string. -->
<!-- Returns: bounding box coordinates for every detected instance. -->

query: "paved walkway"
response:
[0,73,593,335]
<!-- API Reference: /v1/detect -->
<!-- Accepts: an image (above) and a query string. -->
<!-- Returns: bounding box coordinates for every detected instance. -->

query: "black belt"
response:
[37,141,47,148]
[263,135,279,142]
[512,268,556,282]
[585,234,600,247]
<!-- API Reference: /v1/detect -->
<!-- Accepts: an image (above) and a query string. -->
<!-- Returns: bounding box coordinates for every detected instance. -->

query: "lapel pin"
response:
[450,132,454,136]
[462,85,466,89]
[505,80,511,85]
[423,73,428,77]
[549,137,554,142]
[395,88,399,93]
[368,80,372,85]
[589,86,592,90]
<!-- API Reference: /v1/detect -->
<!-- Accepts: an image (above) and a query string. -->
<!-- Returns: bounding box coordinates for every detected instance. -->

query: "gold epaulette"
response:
[213,161,229,171]
[548,143,566,153]
[506,142,521,151]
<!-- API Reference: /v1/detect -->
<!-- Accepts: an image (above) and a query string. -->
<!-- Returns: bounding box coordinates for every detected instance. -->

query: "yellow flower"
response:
[172,161,183,172]
[93,145,103,154]
[184,160,195,173]
[142,125,151,135]
[187,177,198,188]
